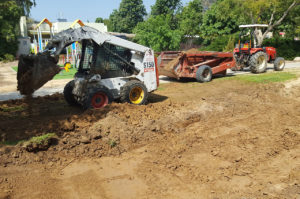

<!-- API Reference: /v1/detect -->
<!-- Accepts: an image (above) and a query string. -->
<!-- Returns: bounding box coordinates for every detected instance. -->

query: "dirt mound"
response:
[0,79,300,198]
[159,48,207,78]
[185,48,202,54]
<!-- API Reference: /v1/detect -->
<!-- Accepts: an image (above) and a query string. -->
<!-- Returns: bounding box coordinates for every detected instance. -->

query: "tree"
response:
[15,0,35,16]
[178,0,203,36]
[133,14,183,52]
[95,17,112,31]
[202,0,217,10]
[109,0,146,33]
[109,9,120,32]
[95,17,104,23]
[200,0,299,45]
[200,0,243,41]
[151,0,182,16]
[240,0,300,46]
[0,0,35,60]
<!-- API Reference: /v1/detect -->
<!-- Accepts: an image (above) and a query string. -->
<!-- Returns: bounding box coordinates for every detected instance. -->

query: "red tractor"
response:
[233,24,285,73]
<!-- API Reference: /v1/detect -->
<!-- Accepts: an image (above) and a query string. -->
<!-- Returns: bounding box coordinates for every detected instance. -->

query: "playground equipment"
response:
[62,20,85,68]
[33,18,53,54]
[31,19,85,69]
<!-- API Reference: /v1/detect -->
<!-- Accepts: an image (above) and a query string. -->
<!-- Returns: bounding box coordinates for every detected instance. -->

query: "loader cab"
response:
[78,39,134,78]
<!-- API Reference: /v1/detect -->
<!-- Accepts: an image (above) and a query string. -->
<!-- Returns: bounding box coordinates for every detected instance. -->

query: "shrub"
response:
[2,54,15,62]
[263,37,300,60]
[200,33,239,52]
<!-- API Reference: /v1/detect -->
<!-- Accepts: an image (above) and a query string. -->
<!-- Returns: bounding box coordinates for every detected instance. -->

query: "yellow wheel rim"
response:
[129,86,144,104]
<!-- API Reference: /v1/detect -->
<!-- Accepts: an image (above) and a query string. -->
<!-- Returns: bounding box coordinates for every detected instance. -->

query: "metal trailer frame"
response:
[157,51,236,80]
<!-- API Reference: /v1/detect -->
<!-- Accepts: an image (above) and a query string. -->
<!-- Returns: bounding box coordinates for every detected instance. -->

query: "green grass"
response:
[0,140,20,146]
[0,133,56,146]
[157,86,165,91]
[220,72,297,83]
[12,66,18,72]
[12,66,77,80]
[26,133,56,144]
[53,68,77,80]
[108,139,117,148]
[0,105,26,112]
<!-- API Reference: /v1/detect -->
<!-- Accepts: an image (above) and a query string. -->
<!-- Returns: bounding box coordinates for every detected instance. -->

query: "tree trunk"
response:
[254,28,264,47]
[259,0,297,46]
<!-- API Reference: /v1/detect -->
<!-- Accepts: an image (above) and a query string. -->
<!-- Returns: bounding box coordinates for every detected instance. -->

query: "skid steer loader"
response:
[17,26,159,109]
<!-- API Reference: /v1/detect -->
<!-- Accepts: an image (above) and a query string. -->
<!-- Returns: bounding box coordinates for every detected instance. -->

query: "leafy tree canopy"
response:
[95,17,104,23]
[133,14,183,52]
[15,0,35,16]
[0,0,35,60]
[200,0,299,45]
[109,0,146,33]
[151,0,182,16]
[200,0,242,40]
[178,0,203,36]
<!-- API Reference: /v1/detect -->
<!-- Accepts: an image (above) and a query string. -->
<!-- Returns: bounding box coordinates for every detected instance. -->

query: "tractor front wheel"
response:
[249,51,267,74]
[274,57,285,71]
[120,80,148,105]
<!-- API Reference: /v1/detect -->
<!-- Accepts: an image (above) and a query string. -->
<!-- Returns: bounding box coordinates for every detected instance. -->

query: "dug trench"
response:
[0,78,300,199]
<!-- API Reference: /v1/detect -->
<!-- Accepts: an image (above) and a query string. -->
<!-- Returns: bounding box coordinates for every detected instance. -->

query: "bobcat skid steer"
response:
[17,26,159,109]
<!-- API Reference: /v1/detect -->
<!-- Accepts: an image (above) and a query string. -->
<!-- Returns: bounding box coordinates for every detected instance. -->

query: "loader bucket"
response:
[17,54,61,95]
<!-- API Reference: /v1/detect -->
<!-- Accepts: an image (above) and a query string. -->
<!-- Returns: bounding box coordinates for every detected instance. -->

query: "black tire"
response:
[120,80,148,105]
[249,51,267,73]
[84,86,113,109]
[64,80,79,106]
[196,65,212,83]
[274,57,285,71]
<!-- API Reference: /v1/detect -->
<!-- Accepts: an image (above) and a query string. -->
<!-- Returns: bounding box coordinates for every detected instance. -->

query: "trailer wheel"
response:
[84,86,113,109]
[274,57,285,71]
[64,80,79,106]
[249,51,267,73]
[120,80,148,105]
[196,65,212,83]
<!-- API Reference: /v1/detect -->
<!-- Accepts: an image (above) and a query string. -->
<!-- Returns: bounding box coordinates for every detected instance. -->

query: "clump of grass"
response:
[0,105,26,112]
[157,86,165,91]
[25,133,56,145]
[108,139,117,148]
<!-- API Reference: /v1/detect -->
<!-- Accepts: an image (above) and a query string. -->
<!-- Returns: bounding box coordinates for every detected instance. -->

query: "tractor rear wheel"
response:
[120,80,148,105]
[249,51,267,73]
[196,65,212,83]
[274,57,285,71]
[64,80,79,106]
[84,86,113,109]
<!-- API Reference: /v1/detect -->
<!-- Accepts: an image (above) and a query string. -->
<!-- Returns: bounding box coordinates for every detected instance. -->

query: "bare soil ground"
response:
[0,76,300,199]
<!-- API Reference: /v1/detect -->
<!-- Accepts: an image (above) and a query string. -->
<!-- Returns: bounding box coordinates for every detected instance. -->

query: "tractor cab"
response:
[233,24,285,73]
